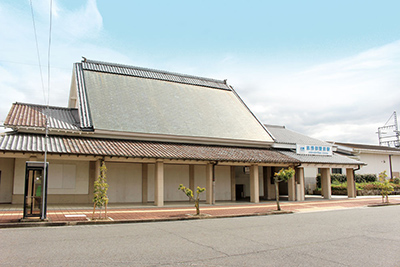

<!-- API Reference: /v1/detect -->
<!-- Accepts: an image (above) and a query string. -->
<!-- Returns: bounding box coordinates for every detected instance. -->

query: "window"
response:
[332,168,342,174]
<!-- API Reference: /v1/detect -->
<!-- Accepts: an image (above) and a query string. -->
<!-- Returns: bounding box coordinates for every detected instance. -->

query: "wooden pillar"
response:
[250,164,259,203]
[231,166,236,201]
[347,168,356,198]
[154,160,164,207]
[142,163,148,203]
[206,163,213,204]
[321,168,331,199]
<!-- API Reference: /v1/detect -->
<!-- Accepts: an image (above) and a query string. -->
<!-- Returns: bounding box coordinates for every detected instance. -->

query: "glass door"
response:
[24,169,43,217]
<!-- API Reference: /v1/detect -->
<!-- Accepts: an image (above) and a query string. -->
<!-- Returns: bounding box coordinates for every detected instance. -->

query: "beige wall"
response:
[13,158,89,195]
[164,164,190,201]
[194,165,206,201]
[215,166,230,200]
[0,158,14,203]
[106,162,142,203]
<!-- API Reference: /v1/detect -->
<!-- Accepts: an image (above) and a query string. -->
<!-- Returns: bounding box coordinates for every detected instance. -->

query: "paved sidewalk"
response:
[1,196,399,228]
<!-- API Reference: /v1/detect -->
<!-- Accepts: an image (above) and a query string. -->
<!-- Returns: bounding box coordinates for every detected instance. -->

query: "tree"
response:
[178,184,206,215]
[378,170,393,203]
[274,167,295,211]
[92,161,109,219]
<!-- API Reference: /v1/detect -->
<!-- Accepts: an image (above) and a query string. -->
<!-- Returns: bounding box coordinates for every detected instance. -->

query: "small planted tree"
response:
[378,170,393,203]
[274,167,295,211]
[178,184,206,215]
[92,161,109,219]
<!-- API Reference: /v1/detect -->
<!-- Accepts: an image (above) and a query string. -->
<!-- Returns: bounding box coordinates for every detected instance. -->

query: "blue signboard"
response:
[296,144,332,156]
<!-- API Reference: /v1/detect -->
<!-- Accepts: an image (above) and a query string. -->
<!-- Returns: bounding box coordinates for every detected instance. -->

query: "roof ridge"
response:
[83,59,228,84]
[14,102,77,110]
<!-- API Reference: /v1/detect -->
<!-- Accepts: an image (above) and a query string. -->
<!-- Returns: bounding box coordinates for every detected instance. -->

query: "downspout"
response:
[212,161,218,205]
[389,155,393,179]
[353,165,361,196]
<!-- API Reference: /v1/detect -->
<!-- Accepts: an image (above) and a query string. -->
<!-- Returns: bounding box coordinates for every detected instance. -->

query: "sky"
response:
[1,0,400,145]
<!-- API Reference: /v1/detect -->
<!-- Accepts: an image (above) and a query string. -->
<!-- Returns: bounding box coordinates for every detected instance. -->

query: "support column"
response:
[266,167,276,200]
[231,166,236,201]
[206,163,213,204]
[154,160,164,207]
[346,168,356,198]
[250,164,259,203]
[288,171,296,201]
[142,163,148,203]
[296,168,305,201]
[321,168,331,199]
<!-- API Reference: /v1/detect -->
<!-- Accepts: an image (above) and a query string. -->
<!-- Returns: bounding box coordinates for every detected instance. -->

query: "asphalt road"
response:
[1,205,399,266]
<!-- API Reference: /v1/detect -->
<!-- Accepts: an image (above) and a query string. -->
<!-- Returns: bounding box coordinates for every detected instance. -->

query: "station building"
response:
[0,59,363,206]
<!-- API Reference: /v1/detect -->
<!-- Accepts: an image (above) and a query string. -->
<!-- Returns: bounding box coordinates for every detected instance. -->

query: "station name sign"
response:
[296,144,332,156]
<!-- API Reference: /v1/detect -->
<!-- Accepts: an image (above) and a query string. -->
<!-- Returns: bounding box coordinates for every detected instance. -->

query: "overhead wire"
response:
[29,0,46,104]
[29,0,53,220]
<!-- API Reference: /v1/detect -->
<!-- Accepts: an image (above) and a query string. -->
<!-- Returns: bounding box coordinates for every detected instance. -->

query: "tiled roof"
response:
[279,150,364,165]
[4,103,80,131]
[265,125,330,146]
[72,59,273,144]
[0,133,298,163]
[81,60,231,90]
[332,142,400,152]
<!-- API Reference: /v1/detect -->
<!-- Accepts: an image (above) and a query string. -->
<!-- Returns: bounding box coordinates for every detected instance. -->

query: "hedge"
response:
[316,173,377,188]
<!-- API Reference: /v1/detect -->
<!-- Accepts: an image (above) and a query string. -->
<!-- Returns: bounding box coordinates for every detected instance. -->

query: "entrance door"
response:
[23,162,48,219]
[235,184,245,200]
[24,169,43,217]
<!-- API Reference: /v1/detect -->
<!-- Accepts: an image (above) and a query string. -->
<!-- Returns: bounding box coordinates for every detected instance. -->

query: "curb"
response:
[367,202,400,207]
[0,210,293,229]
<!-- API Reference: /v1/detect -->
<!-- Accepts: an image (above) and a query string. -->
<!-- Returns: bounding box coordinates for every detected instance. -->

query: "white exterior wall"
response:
[106,162,142,203]
[356,153,400,178]
[0,158,14,203]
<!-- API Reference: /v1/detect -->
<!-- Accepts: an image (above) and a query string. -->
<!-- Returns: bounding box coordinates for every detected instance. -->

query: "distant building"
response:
[333,142,400,179]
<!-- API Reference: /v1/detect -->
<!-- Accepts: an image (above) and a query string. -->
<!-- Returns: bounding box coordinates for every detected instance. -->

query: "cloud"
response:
[0,0,129,127]
[231,40,400,144]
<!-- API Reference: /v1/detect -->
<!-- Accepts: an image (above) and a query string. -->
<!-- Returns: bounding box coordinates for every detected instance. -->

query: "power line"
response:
[29,0,46,104]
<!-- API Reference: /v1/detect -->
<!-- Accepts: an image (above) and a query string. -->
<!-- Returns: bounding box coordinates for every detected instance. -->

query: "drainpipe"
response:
[389,155,393,179]
[353,165,361,196]
[212,161,218,205]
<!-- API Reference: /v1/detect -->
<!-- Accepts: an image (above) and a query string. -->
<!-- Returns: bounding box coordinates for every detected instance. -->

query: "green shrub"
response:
[316,173,377,187]
[355,174,377,183]
[393,178,400,184]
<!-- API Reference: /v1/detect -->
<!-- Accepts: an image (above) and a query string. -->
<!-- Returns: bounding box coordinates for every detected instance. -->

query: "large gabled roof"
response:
[70,59,273,146]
